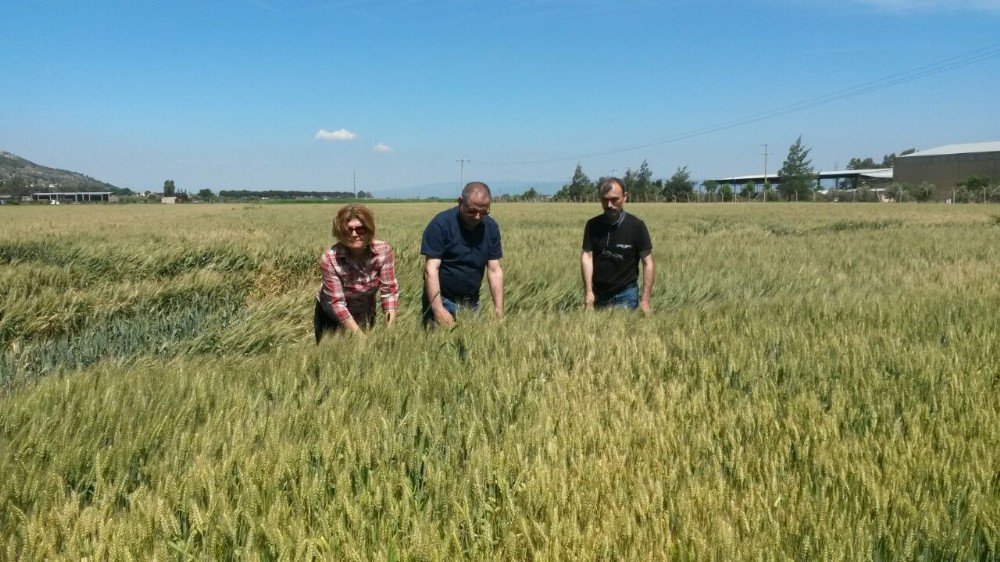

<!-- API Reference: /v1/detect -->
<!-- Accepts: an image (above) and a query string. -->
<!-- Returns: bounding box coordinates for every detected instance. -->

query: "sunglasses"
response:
[345,225,369,235]
[601,249,624,262]
[461,204,490,218]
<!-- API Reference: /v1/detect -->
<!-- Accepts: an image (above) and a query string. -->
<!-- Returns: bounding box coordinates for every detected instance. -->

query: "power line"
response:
[478,42,1000,167]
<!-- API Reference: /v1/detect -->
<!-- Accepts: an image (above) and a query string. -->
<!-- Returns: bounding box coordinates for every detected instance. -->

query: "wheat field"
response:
[1,202,998,559]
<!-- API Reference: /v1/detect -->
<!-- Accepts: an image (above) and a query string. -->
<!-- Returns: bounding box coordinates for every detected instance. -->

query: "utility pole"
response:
[761,144,769,200]
[457,158,470,189]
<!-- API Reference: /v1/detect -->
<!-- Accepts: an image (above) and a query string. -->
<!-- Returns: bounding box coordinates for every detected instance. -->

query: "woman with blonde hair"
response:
[314,204,398,341]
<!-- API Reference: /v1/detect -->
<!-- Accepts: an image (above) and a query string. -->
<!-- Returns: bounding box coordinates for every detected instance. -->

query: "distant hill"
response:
[0,151,123,194]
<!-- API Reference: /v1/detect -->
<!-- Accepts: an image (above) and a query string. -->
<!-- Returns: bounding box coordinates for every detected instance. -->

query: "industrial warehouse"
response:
[894,141,1000,198]
[714,140,999,201]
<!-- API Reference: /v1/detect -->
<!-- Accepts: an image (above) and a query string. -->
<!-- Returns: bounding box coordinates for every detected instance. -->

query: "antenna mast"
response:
[457,158,470,189]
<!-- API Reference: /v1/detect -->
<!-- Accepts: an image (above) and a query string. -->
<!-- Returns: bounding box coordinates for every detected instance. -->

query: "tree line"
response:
[550,137,818,202]
[544,138,927,203]
[160,181,373,201]
[553,161,699,202]
[845,149,915,171]
[217,189,372,200]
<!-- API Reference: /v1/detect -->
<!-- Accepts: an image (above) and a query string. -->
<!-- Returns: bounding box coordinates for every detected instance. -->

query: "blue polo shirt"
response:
[420,207,502,299]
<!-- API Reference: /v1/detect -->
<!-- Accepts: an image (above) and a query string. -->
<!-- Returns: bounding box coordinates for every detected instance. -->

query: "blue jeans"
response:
[422,293,479,326]
[595,284,639,310]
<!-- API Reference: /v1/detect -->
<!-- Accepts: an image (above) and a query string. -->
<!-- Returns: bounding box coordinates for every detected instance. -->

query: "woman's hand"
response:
[384,310,397,327]
[343,317,366,338]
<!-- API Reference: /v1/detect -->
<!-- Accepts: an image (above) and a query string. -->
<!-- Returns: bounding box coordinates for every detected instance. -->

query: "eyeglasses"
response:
[345,225,368,235]
[461,205,490,218]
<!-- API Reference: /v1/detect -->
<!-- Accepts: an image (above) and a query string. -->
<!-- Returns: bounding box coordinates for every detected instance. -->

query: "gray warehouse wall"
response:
[894,152,1000,197]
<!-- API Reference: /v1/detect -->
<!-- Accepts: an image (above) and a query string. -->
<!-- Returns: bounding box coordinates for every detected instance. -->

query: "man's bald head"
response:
[458,181,492,230]
[461,181,492,202]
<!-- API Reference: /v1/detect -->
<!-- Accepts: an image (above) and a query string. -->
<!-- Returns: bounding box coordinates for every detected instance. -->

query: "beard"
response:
[604,208,623,223]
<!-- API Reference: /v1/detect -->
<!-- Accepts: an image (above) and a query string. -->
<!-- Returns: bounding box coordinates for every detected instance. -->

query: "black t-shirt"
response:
[582,212,652,295]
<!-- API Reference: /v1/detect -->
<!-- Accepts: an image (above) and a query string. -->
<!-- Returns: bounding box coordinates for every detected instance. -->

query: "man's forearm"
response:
[641,257,655,303]
[487,267,504,312]
[424,266,446,313]
[581,252,594,293]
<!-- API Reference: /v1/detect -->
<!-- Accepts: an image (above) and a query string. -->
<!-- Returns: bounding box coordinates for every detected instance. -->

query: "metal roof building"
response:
[715,168,892,189]
[894,141,1000,195]
[32,191,115,203]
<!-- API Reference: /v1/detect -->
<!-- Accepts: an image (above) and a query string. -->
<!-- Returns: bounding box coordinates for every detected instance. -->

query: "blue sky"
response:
[2,0,998,196]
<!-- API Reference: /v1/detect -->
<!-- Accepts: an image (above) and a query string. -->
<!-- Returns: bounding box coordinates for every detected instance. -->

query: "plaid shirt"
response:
[318,240,399,324]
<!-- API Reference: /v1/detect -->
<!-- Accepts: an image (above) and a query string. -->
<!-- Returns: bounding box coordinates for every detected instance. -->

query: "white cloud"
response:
[371,142,393,153]
[315,128,357,141]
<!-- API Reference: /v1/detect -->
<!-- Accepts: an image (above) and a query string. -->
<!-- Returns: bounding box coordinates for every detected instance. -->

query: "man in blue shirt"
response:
[421,181,504,326]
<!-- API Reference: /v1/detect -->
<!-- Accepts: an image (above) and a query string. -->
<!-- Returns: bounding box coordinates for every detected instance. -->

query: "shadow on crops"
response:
[1,295,243,391]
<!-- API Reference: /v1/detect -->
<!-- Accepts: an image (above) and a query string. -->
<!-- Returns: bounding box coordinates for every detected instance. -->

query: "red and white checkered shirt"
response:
[318,240,399,324]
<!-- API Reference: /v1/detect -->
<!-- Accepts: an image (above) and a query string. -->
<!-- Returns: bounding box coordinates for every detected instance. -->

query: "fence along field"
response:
[0,202,997,558]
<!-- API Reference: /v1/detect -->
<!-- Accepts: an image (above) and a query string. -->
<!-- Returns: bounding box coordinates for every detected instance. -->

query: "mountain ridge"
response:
[0,151,122,193]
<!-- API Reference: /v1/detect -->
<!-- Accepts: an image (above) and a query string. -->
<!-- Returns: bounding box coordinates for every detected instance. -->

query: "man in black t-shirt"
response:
[581,177,655,312]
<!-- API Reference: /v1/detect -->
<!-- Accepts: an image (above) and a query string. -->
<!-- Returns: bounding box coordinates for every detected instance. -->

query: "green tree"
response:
[701,180,719,201]
[778,136,815,201]
[622,168,635,191]
[662,166,695,200]
[632,160,654,200]
[555,163,594,201]
[2,176,30,198]
[882,148,915,168]
[163,179,176,197]
[720,184,733,202]
[902,182,935,202]
[960,174,992,191]
[521,187,540,200]
[740,181,756,200]
[198,188,214,199]
[847,157,877,170]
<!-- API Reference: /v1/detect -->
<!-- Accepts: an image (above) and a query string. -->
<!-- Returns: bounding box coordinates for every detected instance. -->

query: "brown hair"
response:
[332,204,376,241]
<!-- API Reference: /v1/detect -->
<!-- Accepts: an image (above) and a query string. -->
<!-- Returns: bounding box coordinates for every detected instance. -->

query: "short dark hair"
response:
[598,177,625,196]
[461,181,492,201]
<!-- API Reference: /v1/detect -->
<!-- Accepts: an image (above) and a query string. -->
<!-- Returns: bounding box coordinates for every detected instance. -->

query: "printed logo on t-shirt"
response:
[615,243,632,250]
